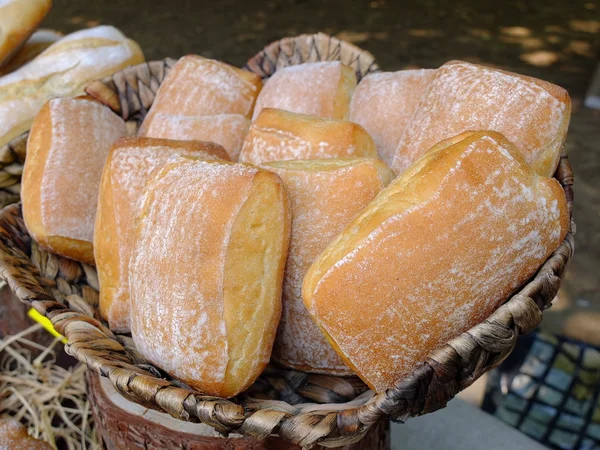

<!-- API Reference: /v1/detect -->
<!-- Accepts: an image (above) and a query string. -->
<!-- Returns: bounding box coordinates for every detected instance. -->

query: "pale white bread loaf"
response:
[0,25,144,147]
[0,0,52,67]
[349,69,435,166]
[264,158,394,375]
[22,96,128,264]
[303,130,569,392]
[238,108,378,165]
[130,158,291,398]
[95,137,230,333]
[0,29,62,76]
[141,113,250,161]
[252,61,356,120]
[137,55,262,136]
[391,61,571,177]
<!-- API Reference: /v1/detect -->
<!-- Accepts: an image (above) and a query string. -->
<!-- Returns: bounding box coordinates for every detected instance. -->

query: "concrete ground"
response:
[42,0,600,341]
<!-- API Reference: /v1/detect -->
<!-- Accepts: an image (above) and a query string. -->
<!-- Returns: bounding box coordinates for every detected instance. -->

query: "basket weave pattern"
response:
[0,34,575,448]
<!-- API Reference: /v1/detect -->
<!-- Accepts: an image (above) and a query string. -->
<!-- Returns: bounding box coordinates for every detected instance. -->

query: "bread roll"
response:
[0,0,52,67]
[0,26,144,147]
[265,158,393,375]
[0,419,52,450]
[138,55,262,136]
[130,158,291,397]
[95,137,230,333]
[303,131,569,392]
[391,61,571,177]
[22,97,127,264]
[141,113,249,161]
[0,29,62,76]
[239,108,378,165]
[349,69,435,166]
[252,61,356,120]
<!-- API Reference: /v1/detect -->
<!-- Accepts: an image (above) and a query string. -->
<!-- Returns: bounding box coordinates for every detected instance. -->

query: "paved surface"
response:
[41,0,600,340]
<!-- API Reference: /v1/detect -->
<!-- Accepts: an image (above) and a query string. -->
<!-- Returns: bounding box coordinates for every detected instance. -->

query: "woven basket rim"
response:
[0,35,576,447]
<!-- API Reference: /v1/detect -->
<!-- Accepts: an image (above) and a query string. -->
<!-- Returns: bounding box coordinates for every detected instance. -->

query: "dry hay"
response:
[0,324,99,449]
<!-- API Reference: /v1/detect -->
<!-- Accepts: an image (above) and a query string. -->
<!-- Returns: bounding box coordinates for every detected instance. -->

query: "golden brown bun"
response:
[130,158,291,398]
[264,158,393,375]
[0,419,52,450]
[22,97,127,264]
[0,29,62,76]
[350,69,435,166]
[239,108,378,165]
[95,137,230,333]
[0,26,144,147]
[252,61,356,120]
[138,55,262,135]
[0,0,52,67]
[141,113,250,161]
[391,60,571,177]
[303,131,569,392]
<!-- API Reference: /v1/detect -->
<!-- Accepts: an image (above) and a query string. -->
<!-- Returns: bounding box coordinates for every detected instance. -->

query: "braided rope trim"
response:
[244,32,380,82]
[0,133,27,209]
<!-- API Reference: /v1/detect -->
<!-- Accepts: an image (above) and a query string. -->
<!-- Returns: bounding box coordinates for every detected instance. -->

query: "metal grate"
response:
[483,331,600,450]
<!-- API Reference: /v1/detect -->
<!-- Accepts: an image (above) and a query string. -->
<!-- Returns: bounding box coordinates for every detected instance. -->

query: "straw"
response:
[0,324,99,449]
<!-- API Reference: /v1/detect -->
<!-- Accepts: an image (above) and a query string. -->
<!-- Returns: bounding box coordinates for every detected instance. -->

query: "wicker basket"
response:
[0,33,575,448]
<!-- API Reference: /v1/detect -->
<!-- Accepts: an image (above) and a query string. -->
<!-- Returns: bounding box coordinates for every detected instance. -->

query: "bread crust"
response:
[265,158,393,375]
[0,26,144,147]
[95,137,230,332]
[142,113,250,161]
[252,61,356,120]
[22,96,127,264]
[0,0,52,67]
[350,69,435,166]
[391,61,571,177]
[239,108,378,165]
[304,131,569,392]
[130,159,290,398]
[138,55,262,136]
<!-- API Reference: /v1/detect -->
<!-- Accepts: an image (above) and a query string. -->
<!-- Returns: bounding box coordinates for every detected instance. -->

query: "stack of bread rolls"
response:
[21,46,571,398]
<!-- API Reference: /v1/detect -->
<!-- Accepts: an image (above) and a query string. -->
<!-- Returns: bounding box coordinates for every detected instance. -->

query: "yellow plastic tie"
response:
[28,308,67,344]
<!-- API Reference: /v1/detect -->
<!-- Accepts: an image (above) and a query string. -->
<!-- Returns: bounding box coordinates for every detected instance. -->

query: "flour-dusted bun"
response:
[0,29,62,76]
[22,97,127,264]
[0,26,144,147]
[95,137,230,333]
[303,131,569,392]
[391,61,571,177]
[252,61,356,120]
[0,419,52,450]
[264,158,393,375]
[0,0,52,67]
[141,113,250,161]
[239,108,377,165]
[130,158,291,398]
[350,69,435,166]
[138,55,262,135]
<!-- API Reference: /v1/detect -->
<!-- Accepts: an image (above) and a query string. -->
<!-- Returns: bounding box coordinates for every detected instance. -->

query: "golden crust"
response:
[129,159,290,397]
[304,131,569,392]
[391,61,571,177]
[239,108,378,165]
[138,55,262,135]
[265,158,393,375]
[0,0,52,66]
[252,62,356,120]
[22,96,127,264]
[95,137,230,332]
